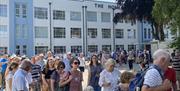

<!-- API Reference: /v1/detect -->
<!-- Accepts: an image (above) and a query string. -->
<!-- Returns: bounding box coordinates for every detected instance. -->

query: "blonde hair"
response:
[105,58,115,68]
[84,86,94,91]
[120,71,134,83]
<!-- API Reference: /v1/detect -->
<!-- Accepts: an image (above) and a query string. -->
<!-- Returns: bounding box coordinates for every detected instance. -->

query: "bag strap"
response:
[148,65,164,79]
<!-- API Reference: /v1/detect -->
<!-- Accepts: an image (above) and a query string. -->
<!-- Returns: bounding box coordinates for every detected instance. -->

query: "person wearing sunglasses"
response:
[69,58,83,91]
[50,61,72,91]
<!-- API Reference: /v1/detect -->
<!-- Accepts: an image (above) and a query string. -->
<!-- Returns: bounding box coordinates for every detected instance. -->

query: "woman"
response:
[88,55,103,91]
[69,58,83,91]
[50,61,71,91]
[99,58,121,91]
[5,62,19,91]
[42,57,55,91]
[78,52,86,72]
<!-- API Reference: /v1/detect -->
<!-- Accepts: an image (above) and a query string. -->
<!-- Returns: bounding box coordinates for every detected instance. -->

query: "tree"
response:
[152,0,180,48]
[114,0,165,41]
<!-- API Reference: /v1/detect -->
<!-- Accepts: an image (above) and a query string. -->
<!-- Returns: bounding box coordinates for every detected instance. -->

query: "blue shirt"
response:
[0,58,8,73]
[12,69,29,91]
[63,58,71,72]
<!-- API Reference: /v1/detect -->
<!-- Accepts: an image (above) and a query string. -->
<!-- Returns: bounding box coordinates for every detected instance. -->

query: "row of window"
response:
[35,27,136,39]
[15,3,27,18]
[35,45,136,54]
[34,7,111,22]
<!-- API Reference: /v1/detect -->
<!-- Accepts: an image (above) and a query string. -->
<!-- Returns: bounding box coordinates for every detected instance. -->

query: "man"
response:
[172,49,180,90]
[36,54,45,71]
[0,54,8,89]
[63,52,72,72]
[142,49,172,91]
[12,59,32,91]
[30,56,42,91]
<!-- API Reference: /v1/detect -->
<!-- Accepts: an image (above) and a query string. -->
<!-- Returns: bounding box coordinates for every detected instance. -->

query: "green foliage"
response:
[152,0,180,48]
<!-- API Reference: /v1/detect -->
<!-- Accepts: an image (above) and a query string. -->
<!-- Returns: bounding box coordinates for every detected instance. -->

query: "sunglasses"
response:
[73,62,79,65]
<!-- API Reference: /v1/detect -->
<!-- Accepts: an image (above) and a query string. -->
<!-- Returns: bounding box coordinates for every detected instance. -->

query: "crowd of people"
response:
[0,48,179,91]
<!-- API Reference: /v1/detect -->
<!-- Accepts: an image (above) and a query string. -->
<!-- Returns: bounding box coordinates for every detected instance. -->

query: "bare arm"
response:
[59,75,72,87]
[8,78,12,91]
[50,79,55,91]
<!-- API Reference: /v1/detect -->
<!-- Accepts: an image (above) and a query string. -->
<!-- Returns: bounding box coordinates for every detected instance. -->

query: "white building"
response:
[0,0,173,56]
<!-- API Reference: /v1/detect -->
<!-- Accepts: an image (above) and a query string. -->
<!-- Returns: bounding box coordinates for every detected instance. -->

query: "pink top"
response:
[69,70,83,91]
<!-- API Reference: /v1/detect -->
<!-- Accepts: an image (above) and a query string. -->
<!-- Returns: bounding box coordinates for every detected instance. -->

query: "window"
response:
[127,29,135,39]
[35,26,48,38]
[22,24,28,39]
[88,28,97,38]
[148,29,151,39]
[70,11,81,21]
[22,4,27,18]
[102,45,111,53]
[115,29,124,38]
[54,46,66,54]
[0,25,7,37]
[116,45,124,50]
[16,24,21,38]
[101,12,110,22]
[35,46,48,54]
[0,4,7,17]
[54,27,65,38]
[144,28,147,39]
[16,45,20,55]
[71,28,81,38]
[128,45,136,51]
[88,45,98,52]
[15,4,20,17]
[71,46,82,54]
[0,47,7,54]
[53,10,65,20]
[102,29,111,38]
[87,11,97,22]
[22,45,27,55]
[34,7,48,19]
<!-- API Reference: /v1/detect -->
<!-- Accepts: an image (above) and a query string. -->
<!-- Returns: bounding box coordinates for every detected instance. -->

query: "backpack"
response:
[129,65,164,91]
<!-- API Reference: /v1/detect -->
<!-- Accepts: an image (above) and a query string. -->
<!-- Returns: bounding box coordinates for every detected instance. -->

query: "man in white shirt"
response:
[12,59,32,91]
[142,49,172,91]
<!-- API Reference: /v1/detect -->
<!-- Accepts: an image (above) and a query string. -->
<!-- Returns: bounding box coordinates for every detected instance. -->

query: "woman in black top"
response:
[42,57,55,91]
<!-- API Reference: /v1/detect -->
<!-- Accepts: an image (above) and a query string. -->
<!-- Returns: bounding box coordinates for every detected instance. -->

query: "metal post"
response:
[112,8,115,51]
[49,2,52,52]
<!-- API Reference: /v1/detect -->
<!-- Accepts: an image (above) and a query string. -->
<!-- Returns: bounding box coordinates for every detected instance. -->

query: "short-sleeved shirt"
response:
[31,64,41,81]
[12,69,29,91]
[51,71,60,89]
[0,58,8,73]
[42,68,55,79]
[63,58,71,72]
[69,70,83,91]
[143,68,163,87]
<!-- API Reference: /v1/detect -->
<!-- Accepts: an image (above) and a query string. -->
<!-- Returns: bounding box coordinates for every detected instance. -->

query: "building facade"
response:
[0,0,173,57]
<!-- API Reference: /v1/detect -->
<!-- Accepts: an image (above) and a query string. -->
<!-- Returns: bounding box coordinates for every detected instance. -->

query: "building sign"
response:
[94,3,119,9]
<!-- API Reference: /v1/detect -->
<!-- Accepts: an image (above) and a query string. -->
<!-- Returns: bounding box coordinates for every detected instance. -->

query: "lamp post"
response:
[49,2,52,52]
[82,6,87,56]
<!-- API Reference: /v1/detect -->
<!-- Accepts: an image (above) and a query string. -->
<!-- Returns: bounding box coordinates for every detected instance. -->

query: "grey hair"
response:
[19,59,32,70]
[105,58,116,68]
[153,49,170,62]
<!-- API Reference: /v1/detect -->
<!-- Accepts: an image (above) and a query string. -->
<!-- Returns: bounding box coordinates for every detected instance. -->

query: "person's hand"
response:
[162,79,172,90]
[103,81,111,87]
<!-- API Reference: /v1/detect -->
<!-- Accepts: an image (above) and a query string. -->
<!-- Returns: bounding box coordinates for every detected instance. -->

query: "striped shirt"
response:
[31,64,41,81]
[172,57,180,72]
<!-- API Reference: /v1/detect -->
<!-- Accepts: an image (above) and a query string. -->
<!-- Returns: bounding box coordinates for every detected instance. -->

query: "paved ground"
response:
[82,63,141,90]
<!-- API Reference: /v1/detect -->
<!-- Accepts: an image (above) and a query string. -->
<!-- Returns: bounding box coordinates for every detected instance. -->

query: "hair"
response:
[105,58,116,68]
[153,49,170,62]
[9,62,19,71]
[19,59,32,70]
[120,71,134,83]
[70,58,80,66]
[45,57,55,73]
[89,55,101,66]
[56,61,65,70]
